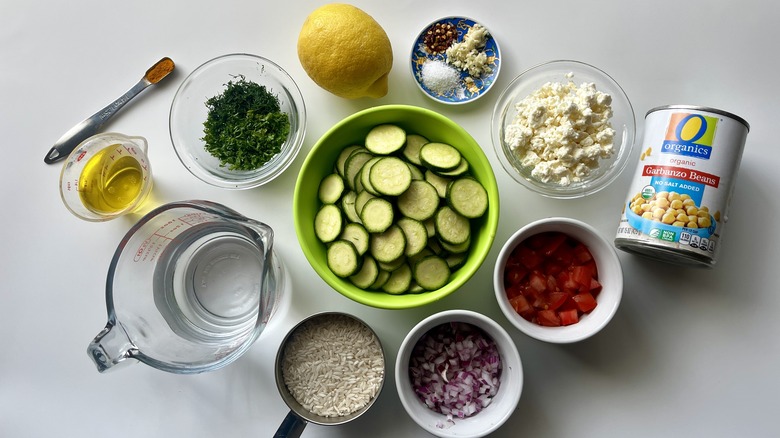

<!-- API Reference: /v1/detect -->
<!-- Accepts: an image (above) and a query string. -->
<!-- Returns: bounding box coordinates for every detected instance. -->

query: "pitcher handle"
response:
[87,322,136,373]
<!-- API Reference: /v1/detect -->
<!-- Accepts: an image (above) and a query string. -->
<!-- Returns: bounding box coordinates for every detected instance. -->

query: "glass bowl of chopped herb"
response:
[169,53,306,189]
[491,60,636,198]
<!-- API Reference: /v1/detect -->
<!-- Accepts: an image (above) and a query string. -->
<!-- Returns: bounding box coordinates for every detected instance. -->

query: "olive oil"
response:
[78,145,144,214]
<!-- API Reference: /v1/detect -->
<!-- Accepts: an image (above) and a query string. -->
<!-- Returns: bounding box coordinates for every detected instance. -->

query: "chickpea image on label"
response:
[629,190,715,229]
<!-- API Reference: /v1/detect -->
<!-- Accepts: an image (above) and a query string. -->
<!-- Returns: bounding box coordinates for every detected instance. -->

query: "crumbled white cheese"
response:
[445,24,492,77]
[504,75,615,186]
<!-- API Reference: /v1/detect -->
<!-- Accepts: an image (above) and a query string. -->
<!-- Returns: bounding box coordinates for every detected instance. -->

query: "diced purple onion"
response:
[409,322,502,427]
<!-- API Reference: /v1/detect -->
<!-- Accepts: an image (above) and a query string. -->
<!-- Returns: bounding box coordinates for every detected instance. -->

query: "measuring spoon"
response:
[44,57,175,164]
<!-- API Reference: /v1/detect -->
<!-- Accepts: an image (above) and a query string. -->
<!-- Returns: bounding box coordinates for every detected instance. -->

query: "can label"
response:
[615,106,749,266]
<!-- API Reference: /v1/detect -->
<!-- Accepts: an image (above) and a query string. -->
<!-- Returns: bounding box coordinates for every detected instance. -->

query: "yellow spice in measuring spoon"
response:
[78,145,144,214]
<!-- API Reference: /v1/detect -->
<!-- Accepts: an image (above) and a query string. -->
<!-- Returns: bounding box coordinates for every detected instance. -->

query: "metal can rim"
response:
[646,105,750,131]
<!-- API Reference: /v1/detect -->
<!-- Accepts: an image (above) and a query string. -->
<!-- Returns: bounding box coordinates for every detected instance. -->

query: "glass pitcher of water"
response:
[87,200,286,373]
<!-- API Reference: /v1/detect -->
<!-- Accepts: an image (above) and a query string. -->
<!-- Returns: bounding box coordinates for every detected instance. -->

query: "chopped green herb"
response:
[202,76,291,171]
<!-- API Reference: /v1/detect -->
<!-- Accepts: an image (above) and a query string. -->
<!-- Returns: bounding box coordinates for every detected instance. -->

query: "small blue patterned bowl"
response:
[410,17,501,105]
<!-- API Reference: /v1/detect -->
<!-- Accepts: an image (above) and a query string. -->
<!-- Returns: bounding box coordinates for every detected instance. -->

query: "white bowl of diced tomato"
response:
[493,217,623,343]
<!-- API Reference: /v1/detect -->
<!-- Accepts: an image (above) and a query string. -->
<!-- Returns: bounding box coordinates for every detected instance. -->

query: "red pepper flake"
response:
[423,23,457,54]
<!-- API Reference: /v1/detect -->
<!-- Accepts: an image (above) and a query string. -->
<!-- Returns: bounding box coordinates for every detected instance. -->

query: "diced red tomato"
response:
[537,310,561,327]
[545,291,569,311]
[559,309,579,326]
[509,295,532,317]
[572,292,598,313]
[503,231,600,328]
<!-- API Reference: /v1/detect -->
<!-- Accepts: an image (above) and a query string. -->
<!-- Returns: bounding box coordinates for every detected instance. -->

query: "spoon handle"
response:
[43,79,151,164]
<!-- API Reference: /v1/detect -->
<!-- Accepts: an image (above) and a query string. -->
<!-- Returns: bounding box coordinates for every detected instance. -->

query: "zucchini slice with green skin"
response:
[397,217,428,257]
[359,156,383,196]
[360,197,394,233]
[413,255,451,290]
[397,180,439,221]
[377,256,406,272]
[434,205,471,245]
[344,152,374,190]
[435,158,469,177]
[447,177,489,219]
[327,240,361,278]
[318,173,345,204]
[370,224,407,263]
[370,269,391,290]
[365,124,406,155]
[402,134,428,165]
[341,191,361,223]
[407,162,424,181]
[314,204,343,243]
[355,190,376,216]
[424,169,451,198]
[339,222,370,255]
[369,156,412,196]
[350,255,379,289]
[445,252,467,270]
[336,145,365,176]
[440,235,471,253]
[419,142,462,171]
[382,262,412,294]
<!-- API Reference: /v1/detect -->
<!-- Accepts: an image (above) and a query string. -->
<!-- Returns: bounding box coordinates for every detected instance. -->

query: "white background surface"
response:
[1,1,778,437]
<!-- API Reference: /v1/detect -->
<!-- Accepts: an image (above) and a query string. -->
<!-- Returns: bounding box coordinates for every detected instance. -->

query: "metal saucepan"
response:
[273,312,386,438]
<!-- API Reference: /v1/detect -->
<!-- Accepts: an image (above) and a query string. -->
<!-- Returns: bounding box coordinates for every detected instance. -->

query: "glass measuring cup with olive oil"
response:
[59,133,152,221]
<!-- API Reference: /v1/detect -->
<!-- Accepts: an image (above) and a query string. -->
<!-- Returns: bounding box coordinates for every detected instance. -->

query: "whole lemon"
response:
[298,3,393,99]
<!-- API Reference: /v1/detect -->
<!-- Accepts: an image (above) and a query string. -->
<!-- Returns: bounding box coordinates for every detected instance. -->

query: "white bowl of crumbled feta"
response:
[491,60,636,198]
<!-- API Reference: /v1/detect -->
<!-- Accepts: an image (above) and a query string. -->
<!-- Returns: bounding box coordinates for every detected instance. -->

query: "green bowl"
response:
[293,105,500,309]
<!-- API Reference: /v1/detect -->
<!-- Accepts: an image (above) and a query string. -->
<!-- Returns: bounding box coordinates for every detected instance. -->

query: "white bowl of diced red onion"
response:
[493,217,623,343]
[395,309,523,437]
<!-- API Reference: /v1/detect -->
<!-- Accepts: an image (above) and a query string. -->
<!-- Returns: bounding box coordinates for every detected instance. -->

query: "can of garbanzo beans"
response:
[615,105,749,267]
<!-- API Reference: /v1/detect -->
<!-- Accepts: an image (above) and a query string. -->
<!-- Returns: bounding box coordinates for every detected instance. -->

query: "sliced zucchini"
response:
[326,240,361,278]
[360,197,394,233]
[344,151,374,190]
[314,204,343,243]
[339,222,370,255]
[436,158,469,177]
[365,124,406,155]
[408,247,434,266]
[425,169,452,198]
[419,142,462,171]
[402,134,428,165]
[336,145,365,176]
[382,262,412,294]
[424,217,436,238]
[369,156,412,196]
[370,269,391,290]
[445,252,468,270]
[377,256,406,272]
[397,180,439,221]
[407,162,424,180]
[350,255,379,289]
[359,156,383,196]
[355,190,376,216]
[434,205,471,245]
[447,177,488,219]
[370,224,406,263]
[318,173,345,204]
[408,281,425,294]
[412,255,451,290]
[397,217,428,257]
[440,235,471,253]
[341,191,361,223]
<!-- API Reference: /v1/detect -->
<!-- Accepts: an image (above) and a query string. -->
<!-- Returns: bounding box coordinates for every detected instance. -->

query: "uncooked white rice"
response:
[281,314,384,417]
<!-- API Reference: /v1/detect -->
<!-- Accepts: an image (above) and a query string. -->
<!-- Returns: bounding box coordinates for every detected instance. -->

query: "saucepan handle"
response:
[273,410,307,438]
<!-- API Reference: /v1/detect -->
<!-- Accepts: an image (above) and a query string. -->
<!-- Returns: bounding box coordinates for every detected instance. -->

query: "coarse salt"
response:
[420,59,462,96]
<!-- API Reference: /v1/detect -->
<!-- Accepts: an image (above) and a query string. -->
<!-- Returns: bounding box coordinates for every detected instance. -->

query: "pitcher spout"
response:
[87,322,136,373]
